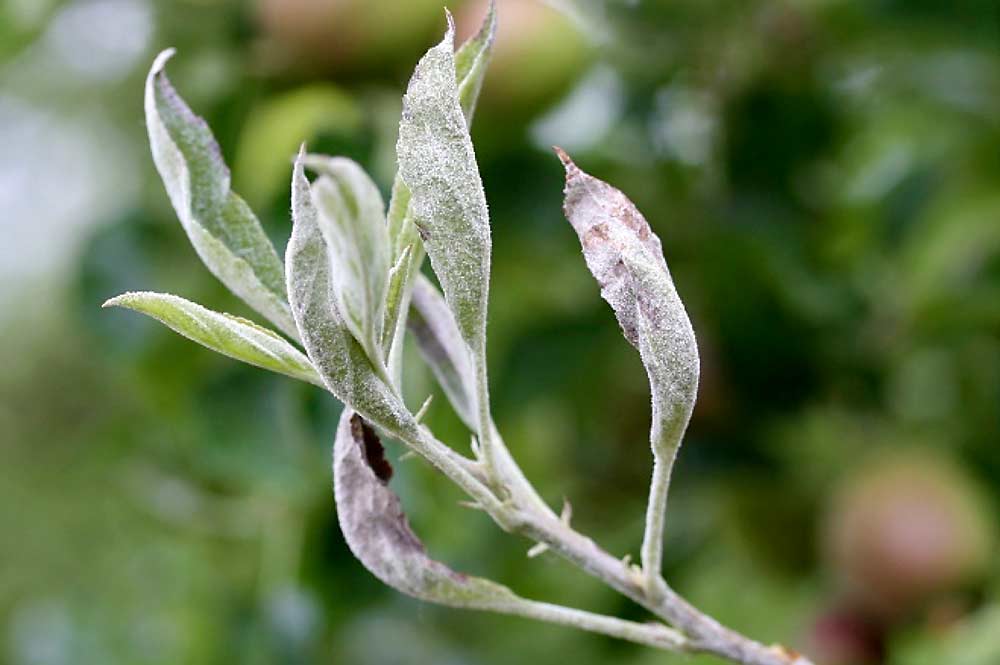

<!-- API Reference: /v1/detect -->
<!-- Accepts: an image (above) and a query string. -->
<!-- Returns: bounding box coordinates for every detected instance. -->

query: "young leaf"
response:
[455,0,497,123]
[103,292,322,387]
[287,151,414,435]
[144,49,296,339]
[396,19,492,349]
[334,411,521,609]
[300,153,391,363]
[408,275,476,429]
[557,148,699,457]
[381,244,414,354]
[383,4,498,375]
[386,0,496,250]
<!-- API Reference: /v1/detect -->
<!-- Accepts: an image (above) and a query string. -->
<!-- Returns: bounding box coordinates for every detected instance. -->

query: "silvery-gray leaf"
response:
[396,19,491,349]
[557,148,699,456]
[408,275,476,429]
[144,49,296,339]
[383,6,498,378]
[301,153,391,362]
[103,291,322,387]
[287,152,413,436]
[386,0,496,249]
[381,244,414,354]
[334,410,521,609]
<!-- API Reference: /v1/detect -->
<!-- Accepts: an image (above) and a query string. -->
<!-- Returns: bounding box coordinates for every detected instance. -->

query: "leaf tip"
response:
[481,0,498,40]
[102,291,143,309]
[553,146,577,172]
[443,7,456,37]
[149,48,176,77]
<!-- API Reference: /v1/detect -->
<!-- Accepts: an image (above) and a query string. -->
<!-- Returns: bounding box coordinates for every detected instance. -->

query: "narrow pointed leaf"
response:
[386,1,497,250]
[301,153,391,362]
[381,244,414,352]
[408,275,476,429]
[103,292,322,386]
[557,149,699,455]
[454,0,497,121]
[386,177,413,258]
[397,20,491,349]
[334,410,521,609]
[287,153,414,435]
[144,49,296,339]
[383,5,498,374]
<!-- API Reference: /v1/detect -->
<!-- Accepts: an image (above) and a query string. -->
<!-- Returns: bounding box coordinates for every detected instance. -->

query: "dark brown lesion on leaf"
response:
[350,414,394,483]
[582,223,609,249]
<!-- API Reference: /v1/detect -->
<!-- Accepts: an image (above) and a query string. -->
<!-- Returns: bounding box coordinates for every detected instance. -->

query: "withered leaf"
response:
[558,148,699,456]
[334,411,520,609]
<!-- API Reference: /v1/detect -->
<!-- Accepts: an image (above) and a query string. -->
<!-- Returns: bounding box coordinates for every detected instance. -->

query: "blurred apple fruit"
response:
[455,0,590,123]
[805,606,883,665]
[822,451,993,620]
[257,0,451,72]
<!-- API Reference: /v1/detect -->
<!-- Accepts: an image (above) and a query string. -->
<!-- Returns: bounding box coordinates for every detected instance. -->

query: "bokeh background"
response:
[2,1,999,664]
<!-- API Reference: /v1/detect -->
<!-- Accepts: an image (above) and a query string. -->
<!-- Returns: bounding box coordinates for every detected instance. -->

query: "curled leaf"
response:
[334,411,520,609]
[557,148,699,456]
[301,153,391,362]
[287,151,413,435]
[103,292,322,387]
[144,49,296,339]
[408,275,476,429]
[396,18,491,349]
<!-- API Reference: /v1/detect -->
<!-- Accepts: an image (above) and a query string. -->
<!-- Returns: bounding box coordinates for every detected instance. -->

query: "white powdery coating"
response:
[306,155,391,360]
[558,150,699,454]
[103,291,322,387]
[287,153,415,438]
[144,50,296,339]
[334,411,519,609]
[396,22,491,347]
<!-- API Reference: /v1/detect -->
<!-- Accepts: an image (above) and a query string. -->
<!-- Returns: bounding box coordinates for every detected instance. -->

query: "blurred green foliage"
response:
[1,1,999,664]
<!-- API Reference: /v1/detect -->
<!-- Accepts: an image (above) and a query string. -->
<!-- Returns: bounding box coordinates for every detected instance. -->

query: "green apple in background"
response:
[455,0,590,126]
[234,85,363,208]
[256,0,457,73]
[822,451,994,621]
